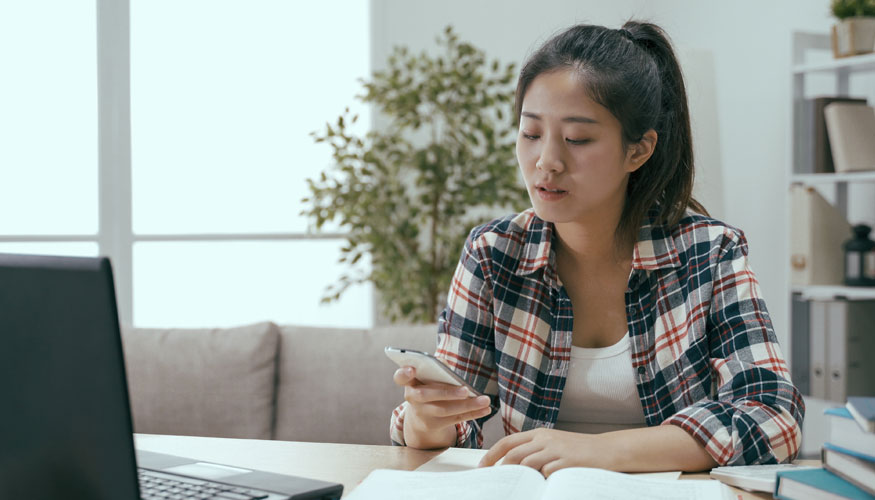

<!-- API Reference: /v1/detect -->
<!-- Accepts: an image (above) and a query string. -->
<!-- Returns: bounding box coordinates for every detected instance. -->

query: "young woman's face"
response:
[516,68,645,225]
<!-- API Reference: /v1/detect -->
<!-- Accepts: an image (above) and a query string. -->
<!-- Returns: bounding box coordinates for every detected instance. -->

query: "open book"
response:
[346,465,730,500]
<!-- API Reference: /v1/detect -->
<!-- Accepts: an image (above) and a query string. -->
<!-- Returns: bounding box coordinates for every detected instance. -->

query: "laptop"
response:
[0,253,344,500]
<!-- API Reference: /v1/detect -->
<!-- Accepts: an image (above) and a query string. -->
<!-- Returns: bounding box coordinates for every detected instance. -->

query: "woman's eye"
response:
[521,133,540,140]
[566,138,590,145]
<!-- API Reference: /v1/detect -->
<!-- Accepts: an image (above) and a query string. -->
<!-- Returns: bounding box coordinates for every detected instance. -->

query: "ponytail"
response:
[617,21,707,240]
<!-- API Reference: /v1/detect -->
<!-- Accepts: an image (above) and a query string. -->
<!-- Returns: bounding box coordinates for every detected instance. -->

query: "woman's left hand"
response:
[477,428,609,477]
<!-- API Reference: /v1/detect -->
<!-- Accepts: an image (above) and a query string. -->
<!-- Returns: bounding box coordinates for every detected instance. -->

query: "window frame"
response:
[0,0,366,327]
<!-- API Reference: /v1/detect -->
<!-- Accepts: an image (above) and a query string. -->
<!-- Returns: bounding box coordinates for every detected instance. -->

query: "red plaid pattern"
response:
[390,209,805,465]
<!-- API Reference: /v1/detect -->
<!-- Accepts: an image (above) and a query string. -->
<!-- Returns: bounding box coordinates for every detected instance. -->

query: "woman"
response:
[390,20,804,475]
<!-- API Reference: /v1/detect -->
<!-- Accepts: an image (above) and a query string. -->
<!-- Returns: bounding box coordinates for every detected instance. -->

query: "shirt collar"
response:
[630,210,683,270]
[512,208,682,277]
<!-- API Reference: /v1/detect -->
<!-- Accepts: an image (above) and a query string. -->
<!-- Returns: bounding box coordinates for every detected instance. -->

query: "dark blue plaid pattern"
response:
[391,209,805,465]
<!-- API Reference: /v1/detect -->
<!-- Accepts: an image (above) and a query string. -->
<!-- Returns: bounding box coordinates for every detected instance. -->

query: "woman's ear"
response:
[625,129,657,173]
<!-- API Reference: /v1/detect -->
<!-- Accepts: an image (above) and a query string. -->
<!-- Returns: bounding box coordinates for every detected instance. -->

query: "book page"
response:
[346,465,546,500]
[542,467,728,500]
[416,447,489,472]
[417,448,682,480]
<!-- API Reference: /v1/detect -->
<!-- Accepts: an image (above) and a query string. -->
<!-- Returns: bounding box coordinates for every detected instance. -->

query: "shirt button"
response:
[637,366,646,375]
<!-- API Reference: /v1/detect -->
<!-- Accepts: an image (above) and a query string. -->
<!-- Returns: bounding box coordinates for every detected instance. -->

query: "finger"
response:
[501,441,544,466]
[478,431,534,467]
[406,385,484,404]
[427,403,493,430]
[409,399,492,434]
[421,396,492,419]
[393,366,417,386]
[540,459,566,478]
[520,450,560,474]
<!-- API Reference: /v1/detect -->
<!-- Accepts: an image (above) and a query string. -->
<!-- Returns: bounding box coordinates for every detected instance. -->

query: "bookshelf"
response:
[792,51,875,75]
[788,32,875,411]
[791,171,875,185]
[792,285,875,301]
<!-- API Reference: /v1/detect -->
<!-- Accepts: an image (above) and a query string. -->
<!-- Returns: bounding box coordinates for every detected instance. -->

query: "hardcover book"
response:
[775,467,874,500]
[709,464,817,492]
[823,445,875,496]
[826,407,875,459]
[823,102,875,173]
[848,397,875,434]
[803,97,867,174]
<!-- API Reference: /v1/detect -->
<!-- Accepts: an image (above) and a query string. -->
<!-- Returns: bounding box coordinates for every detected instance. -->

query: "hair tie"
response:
[617,28,636,42]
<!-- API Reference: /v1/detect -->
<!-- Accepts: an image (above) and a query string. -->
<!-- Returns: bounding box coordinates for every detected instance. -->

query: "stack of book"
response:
[775,396,875,499]
[800,97,866,174]
[799,96,875,174]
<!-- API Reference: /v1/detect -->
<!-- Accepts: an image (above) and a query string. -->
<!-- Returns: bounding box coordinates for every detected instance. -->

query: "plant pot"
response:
[832,17,875,58]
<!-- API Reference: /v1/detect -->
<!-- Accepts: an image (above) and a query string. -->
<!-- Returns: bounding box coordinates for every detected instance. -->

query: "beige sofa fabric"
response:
[274,324,436,445]
[123,321,505,447]
[121,322,279,440]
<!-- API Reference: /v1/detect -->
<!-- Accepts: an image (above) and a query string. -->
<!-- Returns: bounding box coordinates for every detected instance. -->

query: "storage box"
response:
[790,185,851,286]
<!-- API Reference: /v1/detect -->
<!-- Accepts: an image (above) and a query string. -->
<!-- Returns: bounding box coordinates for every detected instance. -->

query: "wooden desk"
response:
[135,434,437,496]
[134,434,818,499]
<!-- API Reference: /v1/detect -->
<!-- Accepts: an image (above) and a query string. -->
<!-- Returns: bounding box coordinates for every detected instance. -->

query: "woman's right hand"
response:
[393,366,493,449]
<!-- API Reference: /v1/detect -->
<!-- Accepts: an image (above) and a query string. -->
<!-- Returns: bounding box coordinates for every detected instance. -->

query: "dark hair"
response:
[514,21,707,242]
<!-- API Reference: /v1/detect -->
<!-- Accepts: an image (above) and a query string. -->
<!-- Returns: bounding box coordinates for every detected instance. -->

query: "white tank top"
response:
[554,332,647,434]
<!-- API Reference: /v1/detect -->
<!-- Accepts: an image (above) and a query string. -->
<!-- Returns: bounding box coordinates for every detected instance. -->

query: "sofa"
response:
[120,321,504,447]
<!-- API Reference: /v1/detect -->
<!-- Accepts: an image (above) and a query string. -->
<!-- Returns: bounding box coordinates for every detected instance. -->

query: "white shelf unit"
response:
[788,33,875,407]
[792,51,875,74]
[791,171,875,185]
[792,285,875,301]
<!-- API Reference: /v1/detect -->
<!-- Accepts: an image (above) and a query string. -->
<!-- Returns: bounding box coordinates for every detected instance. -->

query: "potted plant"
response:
[303,26,529,324]
[831,0,875,57]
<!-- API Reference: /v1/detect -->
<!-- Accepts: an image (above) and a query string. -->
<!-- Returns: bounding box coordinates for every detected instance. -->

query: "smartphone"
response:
[385,346,485,399]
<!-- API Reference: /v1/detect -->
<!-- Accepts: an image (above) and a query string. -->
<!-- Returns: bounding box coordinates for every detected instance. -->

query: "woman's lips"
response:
[535,185,568,201]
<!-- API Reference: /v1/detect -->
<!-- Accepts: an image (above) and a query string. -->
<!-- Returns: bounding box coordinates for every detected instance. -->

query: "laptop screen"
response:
[0,254,141,500]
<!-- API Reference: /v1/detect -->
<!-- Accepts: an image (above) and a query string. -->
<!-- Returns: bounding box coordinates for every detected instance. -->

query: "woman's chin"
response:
[530,205,572,224]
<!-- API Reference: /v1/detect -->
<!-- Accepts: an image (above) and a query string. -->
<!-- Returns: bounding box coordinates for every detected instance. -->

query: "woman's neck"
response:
[553,207,633,268]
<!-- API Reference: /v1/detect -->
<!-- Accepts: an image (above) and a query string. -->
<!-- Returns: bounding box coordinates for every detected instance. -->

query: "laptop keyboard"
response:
[138,469,273,500]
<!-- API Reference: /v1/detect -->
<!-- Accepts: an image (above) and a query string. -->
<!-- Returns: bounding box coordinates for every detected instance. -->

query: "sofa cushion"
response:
[122,321,279,440]
[274,324,437,445]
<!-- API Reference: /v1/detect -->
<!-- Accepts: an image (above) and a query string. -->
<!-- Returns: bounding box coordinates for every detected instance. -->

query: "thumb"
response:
[393,366,417,386]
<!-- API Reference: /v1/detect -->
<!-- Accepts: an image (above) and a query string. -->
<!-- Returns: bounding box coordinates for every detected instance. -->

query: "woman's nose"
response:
[535,140,565,173]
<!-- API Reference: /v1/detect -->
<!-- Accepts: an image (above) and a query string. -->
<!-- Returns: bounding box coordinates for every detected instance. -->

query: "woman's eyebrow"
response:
[520,111,599,124]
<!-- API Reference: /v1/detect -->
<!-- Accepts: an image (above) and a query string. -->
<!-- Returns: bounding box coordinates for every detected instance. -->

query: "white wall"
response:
[369,0,854,351]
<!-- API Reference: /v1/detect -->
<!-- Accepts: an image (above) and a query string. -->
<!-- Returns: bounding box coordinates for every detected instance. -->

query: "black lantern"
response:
[843,224,875,286]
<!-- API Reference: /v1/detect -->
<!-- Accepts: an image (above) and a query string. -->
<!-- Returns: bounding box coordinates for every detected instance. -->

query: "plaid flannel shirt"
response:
[390,208,805,465]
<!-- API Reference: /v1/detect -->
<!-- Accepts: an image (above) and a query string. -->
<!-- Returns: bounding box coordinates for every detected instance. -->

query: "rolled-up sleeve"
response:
[390,230,500,448]
[662,230,805,465]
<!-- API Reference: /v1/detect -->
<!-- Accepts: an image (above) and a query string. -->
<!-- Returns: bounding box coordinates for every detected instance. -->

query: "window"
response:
[0,1,98,237]
[1,0,373,329]
[133,241,371,328]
